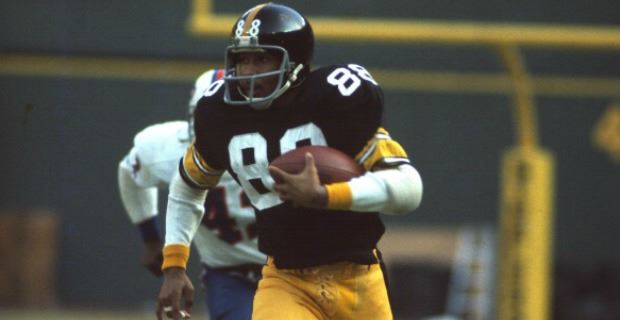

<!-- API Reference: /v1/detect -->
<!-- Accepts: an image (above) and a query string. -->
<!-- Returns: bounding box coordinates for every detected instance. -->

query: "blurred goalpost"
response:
[188,1,620,319]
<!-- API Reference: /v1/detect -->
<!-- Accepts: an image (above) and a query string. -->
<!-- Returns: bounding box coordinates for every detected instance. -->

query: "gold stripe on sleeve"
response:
[181,143,223,188]
[355,128,410,171]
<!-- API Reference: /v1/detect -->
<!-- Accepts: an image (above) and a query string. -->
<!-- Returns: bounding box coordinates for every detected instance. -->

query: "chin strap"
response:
[273,64,304,100]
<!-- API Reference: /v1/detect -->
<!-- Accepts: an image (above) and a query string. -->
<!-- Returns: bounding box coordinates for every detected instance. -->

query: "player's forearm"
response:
[162,172,208,270]
[118,164,159,224]
[325,164,423,215]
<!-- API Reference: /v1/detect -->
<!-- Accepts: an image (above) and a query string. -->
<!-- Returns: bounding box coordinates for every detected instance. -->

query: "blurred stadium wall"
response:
[1,0,619,319]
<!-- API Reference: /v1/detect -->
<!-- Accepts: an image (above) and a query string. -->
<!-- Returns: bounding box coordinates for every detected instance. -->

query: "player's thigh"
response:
[252,267,320,320]
[352,263,393,320]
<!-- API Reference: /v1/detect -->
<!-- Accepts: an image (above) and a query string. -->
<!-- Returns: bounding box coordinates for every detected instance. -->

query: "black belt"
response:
[202,263,263,281]
[272,248,379,269]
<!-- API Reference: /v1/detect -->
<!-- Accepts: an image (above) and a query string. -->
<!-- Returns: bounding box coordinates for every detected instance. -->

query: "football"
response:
[270,146,363,183]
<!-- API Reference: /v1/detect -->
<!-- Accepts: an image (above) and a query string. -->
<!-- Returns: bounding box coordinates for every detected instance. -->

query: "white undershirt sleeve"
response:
[348,164,423,215]
[164,171,208,247]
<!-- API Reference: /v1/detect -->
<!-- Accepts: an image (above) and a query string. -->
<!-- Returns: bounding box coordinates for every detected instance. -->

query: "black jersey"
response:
[190,64,386,268]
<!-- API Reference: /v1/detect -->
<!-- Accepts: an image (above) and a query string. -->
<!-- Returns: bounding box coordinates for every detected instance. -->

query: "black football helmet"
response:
[223,3,314,109]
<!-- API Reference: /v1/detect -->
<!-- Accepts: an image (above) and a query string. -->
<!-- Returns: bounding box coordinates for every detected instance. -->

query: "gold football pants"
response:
[252,257,393,320]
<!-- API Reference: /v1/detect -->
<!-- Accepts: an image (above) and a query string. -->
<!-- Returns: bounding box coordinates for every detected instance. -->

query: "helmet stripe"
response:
[211,68,225,82]
[242,3,268,35]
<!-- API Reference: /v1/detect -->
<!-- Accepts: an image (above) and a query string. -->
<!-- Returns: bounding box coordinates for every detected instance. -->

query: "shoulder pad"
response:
[190,69,226,107]
[133,121,189,165]
[312,64,380,94]
[307,64,383,113]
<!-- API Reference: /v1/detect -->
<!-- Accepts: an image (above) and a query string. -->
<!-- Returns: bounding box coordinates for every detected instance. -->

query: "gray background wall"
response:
[2,0,619,314]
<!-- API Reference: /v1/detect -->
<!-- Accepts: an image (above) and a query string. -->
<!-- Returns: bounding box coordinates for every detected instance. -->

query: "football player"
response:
[118,69,266,320]
[156,3,423,320]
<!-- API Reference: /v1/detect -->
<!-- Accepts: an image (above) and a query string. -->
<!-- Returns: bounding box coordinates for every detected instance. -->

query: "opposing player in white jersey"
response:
[118,69,266,320]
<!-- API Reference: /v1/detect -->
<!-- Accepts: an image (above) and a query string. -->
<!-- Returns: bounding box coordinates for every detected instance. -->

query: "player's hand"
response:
[269,152,327,209]
[156,267,194,320]
[142,239,164,277]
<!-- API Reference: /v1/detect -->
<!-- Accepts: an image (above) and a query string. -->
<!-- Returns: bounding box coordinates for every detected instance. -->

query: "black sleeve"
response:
[192,97,226,171]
